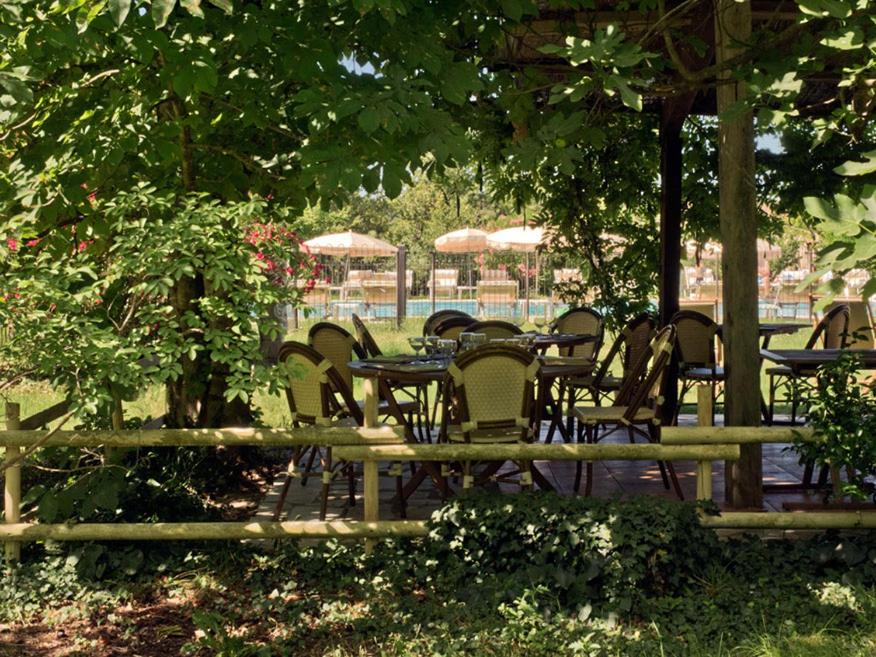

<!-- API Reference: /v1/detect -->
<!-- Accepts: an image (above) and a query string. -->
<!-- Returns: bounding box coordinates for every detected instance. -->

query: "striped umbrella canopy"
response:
[434,227,489,253]
[303,230,398,257]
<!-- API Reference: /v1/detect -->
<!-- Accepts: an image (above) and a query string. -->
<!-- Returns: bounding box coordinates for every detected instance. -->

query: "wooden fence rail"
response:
[1,399,873,561]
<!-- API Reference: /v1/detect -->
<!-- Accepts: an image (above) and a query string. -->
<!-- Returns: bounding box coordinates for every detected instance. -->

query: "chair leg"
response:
[768,375,777,426]
[346,462,356,507]
[302,445,319,487]
[395,470,406,519]
[272,471,293,521]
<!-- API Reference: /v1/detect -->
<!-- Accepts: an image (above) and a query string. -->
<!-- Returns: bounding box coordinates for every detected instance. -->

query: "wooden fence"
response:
[2,400,875,562]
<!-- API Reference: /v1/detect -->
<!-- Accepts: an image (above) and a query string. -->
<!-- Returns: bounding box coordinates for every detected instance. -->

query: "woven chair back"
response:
[616,325,677,424]
[277,342,363,426]
[671,310,719,368]
[443,344,540,441]
[678,300,718,320]
[351,314,382,357]
[622,313,658,375]
[432,315,476,340]
[423,309,472,337]
[825,300,875,349]
[593,313,656,382]
[466,320,522,340]
[806,303,850,350]
[307,322,366,391]
[553,307,603,360]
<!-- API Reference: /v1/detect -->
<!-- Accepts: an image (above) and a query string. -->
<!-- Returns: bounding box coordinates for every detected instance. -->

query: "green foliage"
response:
[8,495,876,655]
[0,189,313,415]
[425,493,720,614]
[795,352,876,501]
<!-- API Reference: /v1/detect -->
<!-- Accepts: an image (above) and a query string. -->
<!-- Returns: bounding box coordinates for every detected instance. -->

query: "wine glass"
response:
[532,315,547,333]
[408,336,425,356]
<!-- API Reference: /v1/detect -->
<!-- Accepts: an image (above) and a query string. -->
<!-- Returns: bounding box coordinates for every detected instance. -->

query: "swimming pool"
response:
[292,298,816,321]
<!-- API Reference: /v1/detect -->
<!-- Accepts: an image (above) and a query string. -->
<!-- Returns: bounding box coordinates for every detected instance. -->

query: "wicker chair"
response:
[574,325,682,498]
[552,307,604,360]
[308,322,421,421]
[465,319,522,341]
[432,315,477,340]
[273,342,361,520]
[423,309,472,337]
[671,310,724,425]
[540,307,604,443]
[822,299,874,349]
[767,304,850,425]
[439,344,541,490]
[566,313,657,415]
[352,313,428,440]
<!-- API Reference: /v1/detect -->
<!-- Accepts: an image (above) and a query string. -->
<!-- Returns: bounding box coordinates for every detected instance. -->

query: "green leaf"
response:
[833,151,876,177]
[357,106,381,134]
[797,0,853,18]
[152,0,176,28]
[108,0,131,26]
[207,0,232,13]
[180,0,204,18]
[607,75,642,112]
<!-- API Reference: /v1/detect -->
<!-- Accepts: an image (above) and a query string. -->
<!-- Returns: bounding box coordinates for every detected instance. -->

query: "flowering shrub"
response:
[0,185,319,416]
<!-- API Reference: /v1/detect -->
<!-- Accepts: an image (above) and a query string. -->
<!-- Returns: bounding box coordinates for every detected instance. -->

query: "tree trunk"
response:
[715,0,763,508]
[166,274,207,428]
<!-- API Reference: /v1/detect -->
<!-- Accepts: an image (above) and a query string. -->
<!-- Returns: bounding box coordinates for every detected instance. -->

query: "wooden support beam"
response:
[659,97,691,422]
[696,384,714,427]
[696,461,713,501]
[715,0,762,508]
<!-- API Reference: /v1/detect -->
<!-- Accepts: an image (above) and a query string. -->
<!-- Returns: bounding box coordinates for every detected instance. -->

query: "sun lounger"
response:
[362,281,397,318]
[477,280,518,317]
[429,269,458,298]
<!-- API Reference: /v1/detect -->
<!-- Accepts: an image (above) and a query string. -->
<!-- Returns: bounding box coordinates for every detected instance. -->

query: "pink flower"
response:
[77,240,92,253]
[26,239,40,248]
[6,238,17,251]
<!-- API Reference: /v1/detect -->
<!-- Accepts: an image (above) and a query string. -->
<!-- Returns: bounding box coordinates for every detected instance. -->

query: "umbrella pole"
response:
[430,251,436,315]
[524,251,530,322]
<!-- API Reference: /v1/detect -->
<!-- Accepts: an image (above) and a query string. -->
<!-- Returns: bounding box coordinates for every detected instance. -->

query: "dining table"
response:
[348,349,596,497]
[760,348,876,375]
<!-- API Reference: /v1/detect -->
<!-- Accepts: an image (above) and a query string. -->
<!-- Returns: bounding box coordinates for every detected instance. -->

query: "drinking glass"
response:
[408,336,425,355]
[425,335,440,355]
[458,332,475,352]
[532,315,547,333]
[437,339,456,357]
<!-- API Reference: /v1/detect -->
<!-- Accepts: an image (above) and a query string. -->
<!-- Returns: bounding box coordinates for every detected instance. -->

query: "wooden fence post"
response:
[697,384,714,427]
[4,402,21,562]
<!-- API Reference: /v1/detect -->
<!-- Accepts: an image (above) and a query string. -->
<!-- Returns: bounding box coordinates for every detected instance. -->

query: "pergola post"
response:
[715,0,762,508]
[659,97,693,422]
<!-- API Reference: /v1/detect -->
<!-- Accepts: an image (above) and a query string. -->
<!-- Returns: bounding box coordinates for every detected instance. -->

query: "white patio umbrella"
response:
[303,230,397,257]
[434,227,489,253]
[486,225,546,252]
[486,226,547,319]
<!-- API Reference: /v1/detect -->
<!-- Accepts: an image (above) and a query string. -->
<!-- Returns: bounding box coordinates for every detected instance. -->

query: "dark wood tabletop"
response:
[348,353,595,383]
[760,348,876,373]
